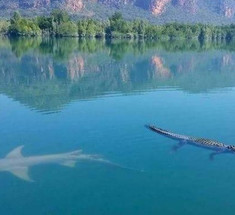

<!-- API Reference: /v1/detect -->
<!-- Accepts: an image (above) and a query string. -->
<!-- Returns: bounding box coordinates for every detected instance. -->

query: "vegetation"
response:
[0,20,9,34]
[8,11,41,36]
[3,10,235,42]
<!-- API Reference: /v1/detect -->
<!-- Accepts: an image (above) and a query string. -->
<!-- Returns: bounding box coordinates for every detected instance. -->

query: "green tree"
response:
[57,21,77,37]
[0,20,10,34]
[77,20,87,36]
[37,16,53,33]
[51,10,70,25]
[10,11,21,25]
[8,12,41,36]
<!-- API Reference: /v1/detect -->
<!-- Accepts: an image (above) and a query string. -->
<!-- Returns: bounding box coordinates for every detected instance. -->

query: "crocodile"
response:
[146,124,235,159]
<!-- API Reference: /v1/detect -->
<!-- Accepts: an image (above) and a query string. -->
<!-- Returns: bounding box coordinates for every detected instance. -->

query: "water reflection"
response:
[1,37,235,113]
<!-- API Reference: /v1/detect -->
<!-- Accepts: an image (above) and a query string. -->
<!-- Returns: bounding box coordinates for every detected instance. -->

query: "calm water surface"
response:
[1,37,235,215]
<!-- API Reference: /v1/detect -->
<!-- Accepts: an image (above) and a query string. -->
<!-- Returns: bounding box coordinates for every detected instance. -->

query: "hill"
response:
[1,0,235,23]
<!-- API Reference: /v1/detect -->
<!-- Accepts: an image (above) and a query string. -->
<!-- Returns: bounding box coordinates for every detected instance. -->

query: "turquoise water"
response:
[1,38,235,215]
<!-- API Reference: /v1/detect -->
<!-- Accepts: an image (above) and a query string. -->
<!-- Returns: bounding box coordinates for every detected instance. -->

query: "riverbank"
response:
[1,10,235,42]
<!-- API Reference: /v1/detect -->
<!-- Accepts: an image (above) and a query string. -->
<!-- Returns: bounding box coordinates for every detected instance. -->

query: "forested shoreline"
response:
[1,10,235,42]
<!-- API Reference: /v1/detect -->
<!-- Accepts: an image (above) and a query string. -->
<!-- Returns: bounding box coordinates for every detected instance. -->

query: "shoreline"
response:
[0,33,231,43]
[1,11,235,42]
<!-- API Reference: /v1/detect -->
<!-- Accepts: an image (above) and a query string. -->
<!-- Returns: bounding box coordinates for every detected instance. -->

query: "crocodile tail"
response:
[145,125,190,141]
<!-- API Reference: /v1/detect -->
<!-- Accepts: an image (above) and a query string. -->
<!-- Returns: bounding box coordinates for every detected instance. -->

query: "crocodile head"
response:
[227,145,235,152]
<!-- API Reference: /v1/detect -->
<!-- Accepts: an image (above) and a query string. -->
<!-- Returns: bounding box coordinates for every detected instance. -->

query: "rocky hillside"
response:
[1,0,235,23]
